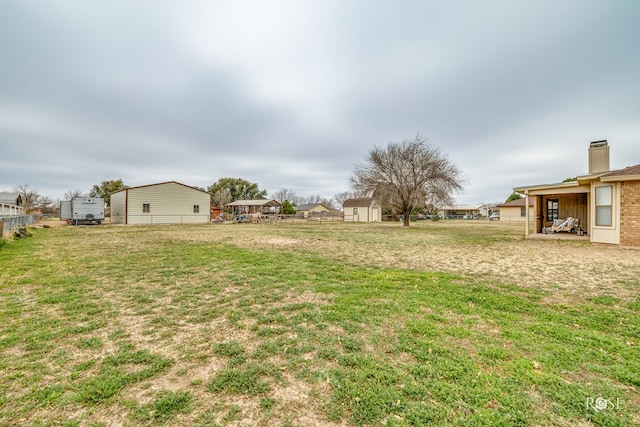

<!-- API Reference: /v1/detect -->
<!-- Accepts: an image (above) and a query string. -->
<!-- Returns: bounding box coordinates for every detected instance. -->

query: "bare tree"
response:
[350,134,463,227]
[271,188,300,205]
[211,188,232,209]
[304,194,323,205]
[334,191,357,207]
[64,189,85,200]
[318,198,337,209]
[36,195,58,216]
[14,184,40,212]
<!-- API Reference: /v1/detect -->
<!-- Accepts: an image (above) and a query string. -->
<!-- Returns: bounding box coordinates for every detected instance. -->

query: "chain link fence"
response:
[0,215,35,238]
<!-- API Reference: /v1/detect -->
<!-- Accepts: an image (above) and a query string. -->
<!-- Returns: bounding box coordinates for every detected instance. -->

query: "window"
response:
[546,199,559,221]
[353,207,358,215]
[143,203,150,213]
[520,207,526,217]
[595,185,612,226]
[193,205,199,213]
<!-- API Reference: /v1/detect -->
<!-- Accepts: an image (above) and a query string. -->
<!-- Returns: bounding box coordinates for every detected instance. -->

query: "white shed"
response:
[343,198,381,222]
[110,181,211,225]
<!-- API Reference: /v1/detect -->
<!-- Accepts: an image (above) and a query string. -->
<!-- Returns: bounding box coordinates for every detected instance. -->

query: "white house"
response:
[514,140,640,246]
[343,198,381,222]
[0,192,26,216]
[110,181,211,225]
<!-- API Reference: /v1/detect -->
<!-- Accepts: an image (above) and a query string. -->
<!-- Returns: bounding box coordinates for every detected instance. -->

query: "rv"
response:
[60,197,105,225]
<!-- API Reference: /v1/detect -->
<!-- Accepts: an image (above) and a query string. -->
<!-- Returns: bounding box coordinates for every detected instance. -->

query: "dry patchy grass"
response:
[0,220,638,426]
[200,221,640,303]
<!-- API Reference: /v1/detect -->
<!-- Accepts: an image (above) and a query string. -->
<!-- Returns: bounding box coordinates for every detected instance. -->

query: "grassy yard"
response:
[0,221,638,426]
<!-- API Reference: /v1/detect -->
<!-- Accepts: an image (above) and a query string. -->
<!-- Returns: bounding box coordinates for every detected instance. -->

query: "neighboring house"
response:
[0,192,26,216]
[440,204,489,219]
[343,198,381,222]
[495,198,534,223]
[226,199,282,215]
[110,181,211,225]
[295,203,333,218]
[514,140,640,246]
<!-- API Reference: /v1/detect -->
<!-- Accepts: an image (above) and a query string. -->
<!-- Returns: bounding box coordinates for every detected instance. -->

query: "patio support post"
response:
[524,192,530,237]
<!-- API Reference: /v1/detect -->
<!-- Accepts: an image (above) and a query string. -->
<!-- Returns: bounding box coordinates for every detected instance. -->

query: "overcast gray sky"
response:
[1,0,639,205]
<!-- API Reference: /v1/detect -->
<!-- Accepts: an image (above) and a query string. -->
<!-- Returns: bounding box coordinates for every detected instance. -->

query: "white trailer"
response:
[60,197,105,225]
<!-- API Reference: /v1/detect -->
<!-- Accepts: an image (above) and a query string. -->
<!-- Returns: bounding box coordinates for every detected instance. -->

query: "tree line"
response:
[12,134,468,227]
[10,178,357,215]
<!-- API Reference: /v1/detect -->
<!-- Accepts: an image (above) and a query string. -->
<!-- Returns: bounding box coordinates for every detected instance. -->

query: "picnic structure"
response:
[225,199,283,221]
[514,140,640,246]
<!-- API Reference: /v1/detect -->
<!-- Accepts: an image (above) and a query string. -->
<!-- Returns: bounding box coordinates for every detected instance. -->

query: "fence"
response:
[0,215,35,238]
[272,214,344,224]
[229,213,344,224]
[111,214,211,225]
[1,203,25,216]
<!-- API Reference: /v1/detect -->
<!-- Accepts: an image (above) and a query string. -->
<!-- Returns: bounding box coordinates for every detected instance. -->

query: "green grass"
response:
[133,389,193,423]
[0,222,638,426]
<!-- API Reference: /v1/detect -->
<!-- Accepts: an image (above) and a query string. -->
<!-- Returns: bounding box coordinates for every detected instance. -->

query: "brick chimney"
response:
[589,140,610,174]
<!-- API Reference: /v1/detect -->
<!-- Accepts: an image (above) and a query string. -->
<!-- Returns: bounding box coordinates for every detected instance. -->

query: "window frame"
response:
[546,198,559,221]
[193,204,200,214]
[142,203,150,213]
[595,185,613,227]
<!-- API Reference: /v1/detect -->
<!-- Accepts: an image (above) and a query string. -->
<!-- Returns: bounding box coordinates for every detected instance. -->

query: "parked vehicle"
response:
[489,212,500,221]
[60,197,105,225]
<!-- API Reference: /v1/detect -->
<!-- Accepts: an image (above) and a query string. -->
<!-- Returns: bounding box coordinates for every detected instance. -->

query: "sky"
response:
[1,0,639,206]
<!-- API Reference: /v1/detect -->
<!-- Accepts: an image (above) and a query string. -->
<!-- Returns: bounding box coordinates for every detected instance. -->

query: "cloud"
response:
[1,0,638,204]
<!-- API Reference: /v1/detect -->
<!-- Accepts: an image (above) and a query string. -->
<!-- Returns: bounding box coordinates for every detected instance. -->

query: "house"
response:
[110,181,211,225]
[295,203,333,218]
[0,192,26,216]
[343,198,381,222]
[440,204,489,219]
[514,140,640,246]
[495,198,534,223]
[225,199,282,216]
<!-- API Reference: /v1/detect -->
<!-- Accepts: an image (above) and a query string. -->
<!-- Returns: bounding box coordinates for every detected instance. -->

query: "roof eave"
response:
[514,180,578,194]
[600,174,640,182]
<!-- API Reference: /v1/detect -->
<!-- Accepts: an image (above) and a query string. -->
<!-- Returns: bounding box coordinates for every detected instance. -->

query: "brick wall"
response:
[620,181,640,247]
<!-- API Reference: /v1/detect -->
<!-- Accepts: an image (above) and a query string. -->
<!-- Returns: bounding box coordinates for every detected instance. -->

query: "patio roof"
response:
[225,199,282,207]
[513,180,591,195]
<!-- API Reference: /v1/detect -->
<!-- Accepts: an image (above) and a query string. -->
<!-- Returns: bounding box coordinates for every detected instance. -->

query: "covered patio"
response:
[225,199,283,216]
[515,181,590,239]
